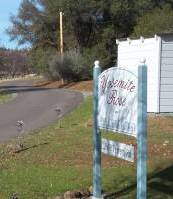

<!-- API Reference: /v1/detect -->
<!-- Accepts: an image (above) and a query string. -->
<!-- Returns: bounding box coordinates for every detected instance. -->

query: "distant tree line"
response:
[0,48,33,78]
[6,0,173,82]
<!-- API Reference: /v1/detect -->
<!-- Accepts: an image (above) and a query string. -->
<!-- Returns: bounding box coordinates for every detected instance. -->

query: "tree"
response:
[0,48,33,77]
[30,46,56,74]
[132,5,173,37]
[7,0,173,80]
[7,0,58,49]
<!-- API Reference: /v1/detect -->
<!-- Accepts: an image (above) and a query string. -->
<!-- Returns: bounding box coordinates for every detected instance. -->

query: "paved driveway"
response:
[0,80,83,142]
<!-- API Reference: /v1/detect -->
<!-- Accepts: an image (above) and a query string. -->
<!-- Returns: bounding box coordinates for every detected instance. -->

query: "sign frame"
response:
[92,60,147,199]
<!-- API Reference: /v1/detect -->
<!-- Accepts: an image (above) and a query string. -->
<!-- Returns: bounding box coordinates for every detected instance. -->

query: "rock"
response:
[64,191,82,199]
[79,188,91,197]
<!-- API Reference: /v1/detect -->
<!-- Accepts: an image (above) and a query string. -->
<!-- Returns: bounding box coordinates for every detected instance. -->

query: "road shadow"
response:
[0,85,55,94]
[104,164,173,198]
[148,164,173,197]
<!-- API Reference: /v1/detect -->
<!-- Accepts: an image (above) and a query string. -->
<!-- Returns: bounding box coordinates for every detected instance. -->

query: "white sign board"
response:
[98,67,137,137]
[102,138,134,162]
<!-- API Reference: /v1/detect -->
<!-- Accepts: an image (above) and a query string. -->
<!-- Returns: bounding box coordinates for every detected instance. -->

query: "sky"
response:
[0,0,23,49]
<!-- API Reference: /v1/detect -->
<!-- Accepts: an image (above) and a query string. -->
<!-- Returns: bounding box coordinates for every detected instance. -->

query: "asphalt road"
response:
[0,80,84,142]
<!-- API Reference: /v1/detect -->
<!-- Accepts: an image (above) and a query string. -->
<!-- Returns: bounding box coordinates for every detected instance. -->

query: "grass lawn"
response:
[0,97,173,199]
[0,91,16,104]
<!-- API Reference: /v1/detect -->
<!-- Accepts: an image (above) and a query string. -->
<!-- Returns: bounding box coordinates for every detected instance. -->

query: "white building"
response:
[117,33,173,113]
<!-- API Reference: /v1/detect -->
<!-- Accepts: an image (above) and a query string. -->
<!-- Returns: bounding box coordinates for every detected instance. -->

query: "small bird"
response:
[16,120,24,132]
[55,107,61,115]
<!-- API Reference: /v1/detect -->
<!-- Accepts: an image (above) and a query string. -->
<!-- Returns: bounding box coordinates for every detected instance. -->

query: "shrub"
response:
[48,50,91,82]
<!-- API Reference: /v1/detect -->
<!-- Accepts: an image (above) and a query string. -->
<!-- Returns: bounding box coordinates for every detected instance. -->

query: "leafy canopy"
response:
[6,0,173,79]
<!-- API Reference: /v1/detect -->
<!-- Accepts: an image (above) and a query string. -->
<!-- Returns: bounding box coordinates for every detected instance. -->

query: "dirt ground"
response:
[34,80,93,92]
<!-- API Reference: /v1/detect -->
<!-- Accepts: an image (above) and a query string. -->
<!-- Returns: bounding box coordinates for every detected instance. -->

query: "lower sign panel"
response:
[102,138,134,162]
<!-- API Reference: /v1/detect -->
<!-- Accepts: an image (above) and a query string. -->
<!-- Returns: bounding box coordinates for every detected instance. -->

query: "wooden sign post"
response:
[92,60,147,199]
[93,61,102,199]
[137,62,147,199]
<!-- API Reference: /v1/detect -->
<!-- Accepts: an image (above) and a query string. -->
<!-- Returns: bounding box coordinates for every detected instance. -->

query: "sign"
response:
[102,138,134,162]
[98,67,137,137]
[92,61,147,199]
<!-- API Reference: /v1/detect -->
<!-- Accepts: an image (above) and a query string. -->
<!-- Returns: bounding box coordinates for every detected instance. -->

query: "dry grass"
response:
[0,80,173,198]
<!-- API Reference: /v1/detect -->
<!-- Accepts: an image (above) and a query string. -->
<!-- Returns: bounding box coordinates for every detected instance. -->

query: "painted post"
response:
[137,60,147,199]
[93,60,102,199]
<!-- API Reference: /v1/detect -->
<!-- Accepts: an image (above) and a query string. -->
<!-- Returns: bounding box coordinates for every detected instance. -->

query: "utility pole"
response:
[59,11,64,84]
[60,11,63,61]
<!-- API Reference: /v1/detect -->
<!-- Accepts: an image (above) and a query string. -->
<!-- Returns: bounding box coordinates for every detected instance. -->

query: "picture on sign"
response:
[102,138,134,162]
[98,67,137,137]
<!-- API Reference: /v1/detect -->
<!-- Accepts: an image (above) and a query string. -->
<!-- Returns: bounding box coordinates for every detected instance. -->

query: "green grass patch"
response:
[0,91,16,104]
[0,97,173,198]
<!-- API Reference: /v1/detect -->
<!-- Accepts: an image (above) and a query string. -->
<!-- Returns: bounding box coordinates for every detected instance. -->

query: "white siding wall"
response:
[117,37,161,112]
[160,36,173,112]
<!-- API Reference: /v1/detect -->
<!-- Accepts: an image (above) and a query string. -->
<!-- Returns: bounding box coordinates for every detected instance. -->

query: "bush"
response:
[48,50,91,82]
